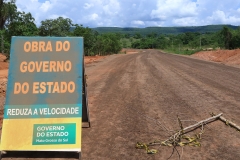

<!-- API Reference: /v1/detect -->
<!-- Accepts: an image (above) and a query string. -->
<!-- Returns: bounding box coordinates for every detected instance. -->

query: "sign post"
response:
[1,37,85,157]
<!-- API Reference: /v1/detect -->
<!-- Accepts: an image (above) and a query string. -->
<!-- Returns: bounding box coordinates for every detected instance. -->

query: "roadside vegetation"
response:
[93,25,239,35]
[0,0,122,57]
[1,0,240,57]
[129,27,240,55]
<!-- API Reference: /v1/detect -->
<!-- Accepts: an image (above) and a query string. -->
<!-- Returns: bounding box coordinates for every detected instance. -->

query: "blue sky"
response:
[16,0,240,28]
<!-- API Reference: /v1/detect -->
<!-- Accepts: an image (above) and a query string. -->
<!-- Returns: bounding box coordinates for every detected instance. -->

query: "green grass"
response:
[163,48,202,55]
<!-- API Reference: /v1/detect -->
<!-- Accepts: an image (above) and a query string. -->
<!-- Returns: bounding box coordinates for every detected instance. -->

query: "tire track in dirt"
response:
[84,50,240,160]
[143,51,240,160]
[155,52,240,122]
[83,54,151,159]
[83,52,182,159]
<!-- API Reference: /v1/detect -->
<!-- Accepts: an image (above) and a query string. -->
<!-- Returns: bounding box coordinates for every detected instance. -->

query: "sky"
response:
[16,0,240,28]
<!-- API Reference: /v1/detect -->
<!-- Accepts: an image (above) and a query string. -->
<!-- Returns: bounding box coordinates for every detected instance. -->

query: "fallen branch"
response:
[211,113,240,131]
[138,113,223,149]
[136,113,233,154]
[219,116,240,131]
[161,113,223,146]
[182,113,222,133]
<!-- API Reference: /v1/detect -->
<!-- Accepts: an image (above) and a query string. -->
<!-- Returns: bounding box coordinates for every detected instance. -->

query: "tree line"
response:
[128,26,240,54]
[0,0,122,57]
[93,25,238,36]
[1,0,240,57]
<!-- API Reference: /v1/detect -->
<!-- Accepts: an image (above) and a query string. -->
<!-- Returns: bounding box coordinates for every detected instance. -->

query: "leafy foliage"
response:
[230,29,240,49]
[92,25,239,36]
[72,24,98,56]
[0,1,122,56]
[5,11,38,41]
[129,26,240,54]
[220,27,233,49]
[1,1,240,57]
[39,17,73,36]
[0,0,16,29]
[95,33,122,55]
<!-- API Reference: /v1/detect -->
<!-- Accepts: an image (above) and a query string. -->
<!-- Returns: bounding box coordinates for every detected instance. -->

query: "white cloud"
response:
[146,21,165,27]
[151,0,198,20]
[103,0,120,16]
[40,1,52,12]
[172,17,198,26]
[89,13,99,20]
[206,10,240,25]
[131,20,145,26]
[15,0,240,27]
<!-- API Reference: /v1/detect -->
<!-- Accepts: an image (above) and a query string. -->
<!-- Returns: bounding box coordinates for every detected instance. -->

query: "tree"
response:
[220,27,233,49]
[227,27,240,49]
[5,11,38,41]
[156,35,169,49]
[94,35,104,55]
[73,25,98,56]
[39,17,72,36]
[95,33,122,55]
[0,0,16,55]
[131,40,141,49]
[2,11,37,56]
[0,0,16,29]
[121,39,127,48]
[133,33,142,39]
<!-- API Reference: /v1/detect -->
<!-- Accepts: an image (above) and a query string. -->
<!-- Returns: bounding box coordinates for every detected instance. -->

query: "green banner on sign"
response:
[32,123,76,145]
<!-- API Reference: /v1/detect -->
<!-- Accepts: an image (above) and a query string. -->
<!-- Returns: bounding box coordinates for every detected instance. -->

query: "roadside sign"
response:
[1,37,84,152]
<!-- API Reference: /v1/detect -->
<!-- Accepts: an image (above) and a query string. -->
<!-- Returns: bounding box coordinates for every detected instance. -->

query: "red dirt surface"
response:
[0,54,8,102]
[121,48,140,54]
[0,49,240,159]
[84,49,140,64]
[84,55,106,64]
[0,53,8,70]
[192,49,240,67]
[82,50,240,159]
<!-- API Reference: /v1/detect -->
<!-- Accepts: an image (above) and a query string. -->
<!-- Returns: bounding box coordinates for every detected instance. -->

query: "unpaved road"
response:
[2,49,240,160]
[83,49,240,160]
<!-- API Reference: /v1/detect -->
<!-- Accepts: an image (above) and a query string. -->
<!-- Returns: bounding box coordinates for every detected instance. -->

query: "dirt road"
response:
[82,50,240,160]
[2,49,240,159]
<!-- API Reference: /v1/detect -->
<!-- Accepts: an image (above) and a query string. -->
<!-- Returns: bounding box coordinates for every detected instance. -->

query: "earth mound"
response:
[192,49,240,67]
